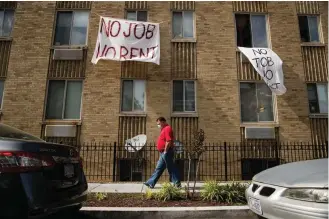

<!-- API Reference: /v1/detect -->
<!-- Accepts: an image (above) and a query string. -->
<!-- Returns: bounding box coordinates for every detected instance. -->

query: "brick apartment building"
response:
[0,1,328,148]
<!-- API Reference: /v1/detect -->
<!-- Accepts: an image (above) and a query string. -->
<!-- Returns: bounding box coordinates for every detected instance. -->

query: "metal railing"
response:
[46,139,328,182]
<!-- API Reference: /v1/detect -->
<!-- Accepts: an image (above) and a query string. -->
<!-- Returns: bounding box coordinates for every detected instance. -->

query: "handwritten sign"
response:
[91,17,160,65]
[238,47,287,95]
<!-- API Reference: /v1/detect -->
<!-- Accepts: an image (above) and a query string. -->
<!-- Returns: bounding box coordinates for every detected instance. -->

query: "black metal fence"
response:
[63,141,328,182]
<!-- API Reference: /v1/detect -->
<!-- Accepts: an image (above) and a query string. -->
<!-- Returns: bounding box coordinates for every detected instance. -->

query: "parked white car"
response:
[246,158,328,219]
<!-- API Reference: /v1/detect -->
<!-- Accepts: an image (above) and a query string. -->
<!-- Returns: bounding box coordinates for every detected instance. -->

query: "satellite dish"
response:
[125,134,147,152]
[174,140,184,154]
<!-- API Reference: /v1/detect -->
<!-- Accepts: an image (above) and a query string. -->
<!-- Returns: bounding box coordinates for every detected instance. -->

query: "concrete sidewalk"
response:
[87,182,249,193]
[88,182,205,193]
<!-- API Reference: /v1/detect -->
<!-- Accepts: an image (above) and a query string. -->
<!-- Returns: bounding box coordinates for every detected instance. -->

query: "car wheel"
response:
[1,210,28,219]
[257,216,267,219]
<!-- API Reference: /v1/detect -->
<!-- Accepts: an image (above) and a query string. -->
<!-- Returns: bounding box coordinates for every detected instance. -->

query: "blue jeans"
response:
[145,149,180,187]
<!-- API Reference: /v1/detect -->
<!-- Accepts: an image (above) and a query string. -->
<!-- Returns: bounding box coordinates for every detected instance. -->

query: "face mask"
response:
[157,124,161,128]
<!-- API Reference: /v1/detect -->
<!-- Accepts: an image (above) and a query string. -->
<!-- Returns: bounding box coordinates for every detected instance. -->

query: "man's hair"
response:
[156,117,166,122]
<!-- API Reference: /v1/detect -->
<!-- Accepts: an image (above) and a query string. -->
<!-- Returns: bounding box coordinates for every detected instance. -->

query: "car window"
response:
[0,123,45,142]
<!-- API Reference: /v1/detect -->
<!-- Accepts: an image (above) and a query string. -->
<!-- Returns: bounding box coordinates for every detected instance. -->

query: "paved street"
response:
[47,212,97,219]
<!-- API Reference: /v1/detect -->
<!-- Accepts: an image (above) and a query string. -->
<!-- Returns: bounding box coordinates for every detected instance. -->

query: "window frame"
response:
[171,10,196,40]
[120,79,147,113]
[0,79,4,110]
[44,79,83,120]
[125,10,148,22]
[306,83,328,115]
[0,8,15,38]
[172,80,197,113]
[239,81,277,124]
[52,10,90,47]
[298,15,322,43]
[234,13,271,48]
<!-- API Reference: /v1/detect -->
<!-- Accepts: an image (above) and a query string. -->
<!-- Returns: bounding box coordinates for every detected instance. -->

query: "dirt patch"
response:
[84,193,244,207]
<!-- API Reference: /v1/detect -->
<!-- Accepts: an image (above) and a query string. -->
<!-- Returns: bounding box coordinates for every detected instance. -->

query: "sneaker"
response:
[143,182,154,189]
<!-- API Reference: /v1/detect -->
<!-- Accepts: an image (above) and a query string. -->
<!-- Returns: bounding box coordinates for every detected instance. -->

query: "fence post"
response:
[112,142,117,182]
[275,141,280,165]
[224,142,228,181]
[324,141,328,158]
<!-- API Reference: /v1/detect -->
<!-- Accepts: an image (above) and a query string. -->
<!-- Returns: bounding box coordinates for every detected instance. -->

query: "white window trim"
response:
[171,10,196,40]
[307,83,328,115]
[44,79,83,120]
[234,13,271,49]
[53,10,90,47]
[120,79,147,114]
[239,81,277,124]
[172,80,197,114]
[125,10,148,21]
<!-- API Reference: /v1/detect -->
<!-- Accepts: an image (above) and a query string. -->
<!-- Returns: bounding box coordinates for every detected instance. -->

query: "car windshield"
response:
[0,123,44,142]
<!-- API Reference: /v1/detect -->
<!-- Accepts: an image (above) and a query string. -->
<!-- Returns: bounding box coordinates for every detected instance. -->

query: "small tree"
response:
[185,129,206,198]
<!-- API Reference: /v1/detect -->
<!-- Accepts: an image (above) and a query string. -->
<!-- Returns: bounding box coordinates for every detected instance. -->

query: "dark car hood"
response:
[253,158,328,188]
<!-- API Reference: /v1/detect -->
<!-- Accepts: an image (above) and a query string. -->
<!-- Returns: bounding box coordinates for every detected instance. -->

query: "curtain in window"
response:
[46,81,65,119]
[133,80,145,111]
[54,12,72,45]
[122,80,133,111]
[64,81,83,119]
[71,11,89,45]
[251,15,268,47]
[185,81,195,111]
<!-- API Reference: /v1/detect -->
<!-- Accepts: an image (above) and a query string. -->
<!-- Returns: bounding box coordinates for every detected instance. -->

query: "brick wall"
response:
[2,2,56,136]
[0,1,327,144]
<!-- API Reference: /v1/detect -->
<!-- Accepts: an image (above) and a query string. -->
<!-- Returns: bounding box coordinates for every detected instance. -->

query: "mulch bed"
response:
[85,193,243,207]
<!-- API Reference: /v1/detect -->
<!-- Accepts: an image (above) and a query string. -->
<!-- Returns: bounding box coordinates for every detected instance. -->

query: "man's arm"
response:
[164,127,173,152]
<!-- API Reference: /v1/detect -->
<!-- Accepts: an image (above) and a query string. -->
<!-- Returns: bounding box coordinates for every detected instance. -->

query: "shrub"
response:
[94,192,108,201]
[146,183,182,201]
[145,188,155,200]
[200,181,222,202]
[201,181,248,204]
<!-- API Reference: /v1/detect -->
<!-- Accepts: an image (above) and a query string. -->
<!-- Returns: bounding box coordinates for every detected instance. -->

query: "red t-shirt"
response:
[157,125,174,152]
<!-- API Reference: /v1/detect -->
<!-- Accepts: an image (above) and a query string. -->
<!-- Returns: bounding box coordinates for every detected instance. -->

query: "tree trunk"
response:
[186,154,192,199]
[192,156,201,197]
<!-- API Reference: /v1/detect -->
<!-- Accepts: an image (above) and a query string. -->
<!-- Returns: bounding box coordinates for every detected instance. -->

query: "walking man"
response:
[144,117,181,189]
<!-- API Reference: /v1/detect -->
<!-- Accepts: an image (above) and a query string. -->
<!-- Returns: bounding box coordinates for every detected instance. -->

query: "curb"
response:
[82,206,250,211]
[81,206,257,219]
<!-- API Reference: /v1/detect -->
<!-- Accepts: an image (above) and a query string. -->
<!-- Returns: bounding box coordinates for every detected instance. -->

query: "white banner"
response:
[91,17,160,65]
[238,47,287,95]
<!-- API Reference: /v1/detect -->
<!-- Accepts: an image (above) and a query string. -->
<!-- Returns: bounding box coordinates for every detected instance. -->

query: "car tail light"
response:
[0,152,55,173]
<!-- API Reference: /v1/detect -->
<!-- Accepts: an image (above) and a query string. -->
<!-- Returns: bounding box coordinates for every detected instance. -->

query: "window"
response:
[298,16,320,42]
[0,80,4,109]
[173,80,196,112]
[240,83,274,122]
[45,80,83,119]
[121,80,146,112]
[54,11,89,46]
[235,14,268,48]
[172,11,194,38]
[0,9,14,37]
[126,11,147,22]
[307,83,328,114]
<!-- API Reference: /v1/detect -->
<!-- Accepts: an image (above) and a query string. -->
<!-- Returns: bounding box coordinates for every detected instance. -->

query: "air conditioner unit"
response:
[45,125,77,137]
[53,48,83,60]
[245,127,275,139]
